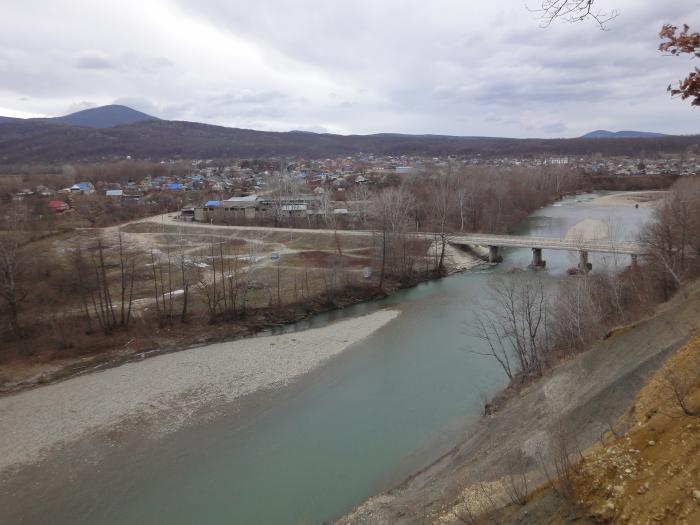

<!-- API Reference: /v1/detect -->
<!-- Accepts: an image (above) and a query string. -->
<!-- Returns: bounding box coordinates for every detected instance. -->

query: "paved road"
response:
[140,215,644,256]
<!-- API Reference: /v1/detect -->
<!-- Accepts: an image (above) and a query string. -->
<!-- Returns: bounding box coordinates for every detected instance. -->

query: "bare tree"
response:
[640,179,700,298]
[72,194,106,227]
[504,448,530,506]
[550,273,601,353]
[428,169,455,275]
[0,205,28,337]
[83,233,137,334]
[348,185,372,228]
[370,187,417,288]
[471,274,549,380]
[267,166,304,227]
[529,0,618,28]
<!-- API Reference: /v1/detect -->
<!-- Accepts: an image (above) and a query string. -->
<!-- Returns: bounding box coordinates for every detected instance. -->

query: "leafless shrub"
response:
[639,178,700,299]
[504,449,530,506]
[536,422,582,503]
[661,356,700,418]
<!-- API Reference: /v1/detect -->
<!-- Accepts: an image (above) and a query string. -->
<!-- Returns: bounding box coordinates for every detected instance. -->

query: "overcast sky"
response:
[0,1,698,137]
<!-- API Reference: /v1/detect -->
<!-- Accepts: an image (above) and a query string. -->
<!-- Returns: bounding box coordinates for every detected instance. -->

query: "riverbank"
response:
[336,279,700,524]
[0,308,399,477]
[589,190,666,208]
[0,283,389,395]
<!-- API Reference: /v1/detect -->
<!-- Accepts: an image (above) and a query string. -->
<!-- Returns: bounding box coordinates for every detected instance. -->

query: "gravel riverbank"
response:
[0,309,400,475]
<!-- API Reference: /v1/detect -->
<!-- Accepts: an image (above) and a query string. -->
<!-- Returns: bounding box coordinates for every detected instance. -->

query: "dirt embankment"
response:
[569,327,700,524]
[336,281,700,524]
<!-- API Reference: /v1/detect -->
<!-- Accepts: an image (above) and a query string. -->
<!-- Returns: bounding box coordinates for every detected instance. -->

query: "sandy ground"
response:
[564,218,610,242]
[0,309,399,476]
[589,190,666,208]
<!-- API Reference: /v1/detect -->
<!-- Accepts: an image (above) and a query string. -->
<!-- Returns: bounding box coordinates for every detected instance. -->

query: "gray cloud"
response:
[76,53,114,70]
[1,0,699,137]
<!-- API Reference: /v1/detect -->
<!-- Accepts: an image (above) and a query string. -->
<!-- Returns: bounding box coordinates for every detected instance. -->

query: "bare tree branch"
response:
[528,0,618,29]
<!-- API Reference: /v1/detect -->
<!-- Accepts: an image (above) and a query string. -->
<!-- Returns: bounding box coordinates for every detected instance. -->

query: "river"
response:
[0,192,653,525]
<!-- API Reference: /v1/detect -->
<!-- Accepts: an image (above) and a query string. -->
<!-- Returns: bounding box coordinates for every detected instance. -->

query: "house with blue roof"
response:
[69,182,95,194]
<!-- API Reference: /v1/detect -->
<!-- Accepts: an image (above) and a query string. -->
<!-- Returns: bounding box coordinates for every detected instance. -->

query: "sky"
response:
[0,0,698,138]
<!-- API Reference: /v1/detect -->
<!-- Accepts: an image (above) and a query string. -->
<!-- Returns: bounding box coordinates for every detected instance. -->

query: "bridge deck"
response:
[449,234,644,255]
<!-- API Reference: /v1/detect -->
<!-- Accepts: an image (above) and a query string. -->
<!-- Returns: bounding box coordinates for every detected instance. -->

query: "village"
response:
[6,153,700,227]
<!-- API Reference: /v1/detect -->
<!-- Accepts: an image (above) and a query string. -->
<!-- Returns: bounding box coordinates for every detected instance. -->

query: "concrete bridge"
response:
[448,234,644,272]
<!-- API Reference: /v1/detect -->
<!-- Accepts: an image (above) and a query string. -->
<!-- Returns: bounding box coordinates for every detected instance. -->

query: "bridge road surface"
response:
[142,215,646,256]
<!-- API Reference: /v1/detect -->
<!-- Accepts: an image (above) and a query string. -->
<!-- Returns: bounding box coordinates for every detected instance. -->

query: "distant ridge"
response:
[52,104,159,129]
[582,130,667,139]
[0,105,698,163]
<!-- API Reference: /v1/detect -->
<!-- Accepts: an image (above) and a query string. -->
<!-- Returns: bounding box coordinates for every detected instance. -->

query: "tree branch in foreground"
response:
[529,0,618,29]
[659,24,700,107]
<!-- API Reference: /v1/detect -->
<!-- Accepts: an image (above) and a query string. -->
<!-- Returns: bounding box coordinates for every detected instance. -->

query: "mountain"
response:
[0,107,697,163]
[582,130,667,139]
[51,104,158,128]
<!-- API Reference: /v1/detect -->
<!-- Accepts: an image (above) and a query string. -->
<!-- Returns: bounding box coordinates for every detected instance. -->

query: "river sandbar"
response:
[588,190,666,208]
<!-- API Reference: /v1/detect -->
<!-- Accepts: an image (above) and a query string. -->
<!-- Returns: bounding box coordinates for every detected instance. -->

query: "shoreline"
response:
[0,285,390,396]
[588,190,666,208]
[337,281,700,524]
[0,308,400,476]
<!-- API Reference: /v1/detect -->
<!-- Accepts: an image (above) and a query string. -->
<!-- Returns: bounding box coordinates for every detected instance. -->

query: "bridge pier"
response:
[530,247,546,269]
[578,250,592,273]
[488,245,502,263]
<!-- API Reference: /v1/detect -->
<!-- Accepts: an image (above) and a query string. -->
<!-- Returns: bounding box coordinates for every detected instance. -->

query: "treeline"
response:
[212,165,584,237]
[0,210,408,362]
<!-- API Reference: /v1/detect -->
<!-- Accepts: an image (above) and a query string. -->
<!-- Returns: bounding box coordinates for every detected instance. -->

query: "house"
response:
[179,207,195,221]
[280,204,307,215]
[48,199,70,213]
[106,189,124,198]
[194,197,257,221]
[12,189,34,201]
[70,182,95,194]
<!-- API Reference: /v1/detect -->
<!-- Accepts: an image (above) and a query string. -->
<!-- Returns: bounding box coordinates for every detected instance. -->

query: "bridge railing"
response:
[446,233,644,255]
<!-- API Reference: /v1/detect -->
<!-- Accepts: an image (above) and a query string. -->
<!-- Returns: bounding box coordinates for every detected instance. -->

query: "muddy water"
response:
[0,193,653,525]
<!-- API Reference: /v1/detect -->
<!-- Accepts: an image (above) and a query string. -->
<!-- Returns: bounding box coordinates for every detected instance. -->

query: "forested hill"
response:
[0,117,698,163]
